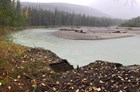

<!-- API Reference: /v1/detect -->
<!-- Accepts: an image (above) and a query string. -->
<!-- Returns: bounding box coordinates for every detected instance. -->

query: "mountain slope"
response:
[21,2,110,17]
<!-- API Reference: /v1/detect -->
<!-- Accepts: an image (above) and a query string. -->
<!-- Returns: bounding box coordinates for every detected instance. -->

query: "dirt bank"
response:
[1,46,140,92]
[38,60,140,92]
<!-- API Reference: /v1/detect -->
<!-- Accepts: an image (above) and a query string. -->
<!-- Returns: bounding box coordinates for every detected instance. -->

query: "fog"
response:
[90,0,140,19]
[21,0,140,19]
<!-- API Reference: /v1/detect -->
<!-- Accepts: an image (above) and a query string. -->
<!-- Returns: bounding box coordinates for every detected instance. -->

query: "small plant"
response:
[0,60,13,74]
[0,78,9,85]
[3,34,13,42]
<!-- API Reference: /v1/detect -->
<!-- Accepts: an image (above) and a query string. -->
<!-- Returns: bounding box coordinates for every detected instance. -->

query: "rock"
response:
[7,46,140,92]
[120,65,140,70]
[123,31,127,33]
[49,59,74,72]
[113,31,121,33]
[59,28,86,33]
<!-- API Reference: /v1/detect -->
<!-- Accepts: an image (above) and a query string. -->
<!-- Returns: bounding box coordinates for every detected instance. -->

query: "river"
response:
[12,28,140,67]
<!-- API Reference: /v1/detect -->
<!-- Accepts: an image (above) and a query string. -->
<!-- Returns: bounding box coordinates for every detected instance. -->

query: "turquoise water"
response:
[12,28,140,67]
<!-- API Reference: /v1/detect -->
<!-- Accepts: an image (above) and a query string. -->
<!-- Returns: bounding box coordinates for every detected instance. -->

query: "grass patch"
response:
[0,38,26,63]
[0,27,58,91]
[0,59,13,75]
[21,61,51,77]
[0,78,9,85]
[3,34,13,42]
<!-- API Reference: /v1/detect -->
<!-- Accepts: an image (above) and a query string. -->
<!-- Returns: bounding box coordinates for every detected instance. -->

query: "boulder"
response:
[49,59,74,72]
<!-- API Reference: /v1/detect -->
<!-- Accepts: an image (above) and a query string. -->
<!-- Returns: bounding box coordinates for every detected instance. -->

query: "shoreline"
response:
[51,27,140,40]
[1,26,140,91]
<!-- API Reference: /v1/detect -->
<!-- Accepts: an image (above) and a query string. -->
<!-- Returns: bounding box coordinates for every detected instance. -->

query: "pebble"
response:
[49,61,140,91]
[8,86,11,90]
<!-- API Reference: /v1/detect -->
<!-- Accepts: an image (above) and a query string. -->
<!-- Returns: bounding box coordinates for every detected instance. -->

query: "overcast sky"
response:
[20,0,96,6]
[20,0,140,19]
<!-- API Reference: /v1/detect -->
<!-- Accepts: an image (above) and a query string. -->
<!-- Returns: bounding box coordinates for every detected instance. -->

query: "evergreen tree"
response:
[0,0,25,26]
[26,7,123,27]
[121,16,140,27]
[0,0,13,26]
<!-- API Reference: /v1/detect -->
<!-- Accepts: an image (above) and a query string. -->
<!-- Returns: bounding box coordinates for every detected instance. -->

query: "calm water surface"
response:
[12,28,140,67]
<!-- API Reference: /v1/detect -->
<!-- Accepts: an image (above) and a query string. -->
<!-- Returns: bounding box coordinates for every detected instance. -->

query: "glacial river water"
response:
[12,28,140,67]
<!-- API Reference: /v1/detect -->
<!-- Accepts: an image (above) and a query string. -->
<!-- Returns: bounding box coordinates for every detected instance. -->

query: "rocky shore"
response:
[36,60,140,92]
[0,46,140,92]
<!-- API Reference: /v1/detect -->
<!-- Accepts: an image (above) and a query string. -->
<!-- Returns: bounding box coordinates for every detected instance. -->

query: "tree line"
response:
[26,7,123,27]
[121,16,140,27]
[0,0,26,27]
[0,0,124,27]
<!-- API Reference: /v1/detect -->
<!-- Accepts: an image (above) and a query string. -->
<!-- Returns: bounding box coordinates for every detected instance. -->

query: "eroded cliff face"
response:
[22,48,74,72]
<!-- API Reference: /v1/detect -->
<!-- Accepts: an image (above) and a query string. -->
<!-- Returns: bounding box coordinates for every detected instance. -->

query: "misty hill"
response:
[21,2,110,17]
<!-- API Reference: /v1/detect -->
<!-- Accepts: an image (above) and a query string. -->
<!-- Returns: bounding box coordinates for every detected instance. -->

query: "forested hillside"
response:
[25,8,123,27]
[0,1,123,27]
[21,2,109,17]
[121,16,140,27]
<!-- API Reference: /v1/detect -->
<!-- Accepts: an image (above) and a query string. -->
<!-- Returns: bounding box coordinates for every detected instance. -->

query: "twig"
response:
[33,43,36,48]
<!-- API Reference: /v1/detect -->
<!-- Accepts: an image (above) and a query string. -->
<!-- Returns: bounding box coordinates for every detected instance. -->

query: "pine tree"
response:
[0,0,13,26]
[0,0,25,26]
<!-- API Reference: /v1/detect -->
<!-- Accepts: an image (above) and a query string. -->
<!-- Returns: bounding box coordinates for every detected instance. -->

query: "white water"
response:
[12,28,140,67]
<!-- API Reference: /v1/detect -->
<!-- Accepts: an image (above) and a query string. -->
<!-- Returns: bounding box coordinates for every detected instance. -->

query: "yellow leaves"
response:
[23,54,27,58]
[92,86,101,91]
[24,8,29,18]
[31,79,37,89]
[87,86,101,92]
[0,39,26,62]
[31,79,36,85]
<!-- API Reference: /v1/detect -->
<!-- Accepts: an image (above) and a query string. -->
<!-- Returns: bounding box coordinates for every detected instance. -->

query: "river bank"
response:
[0,27,140,91]
[42,60,140,92]
[0,39,73,91]
[1,47,140,92]
[52,27,140,40]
